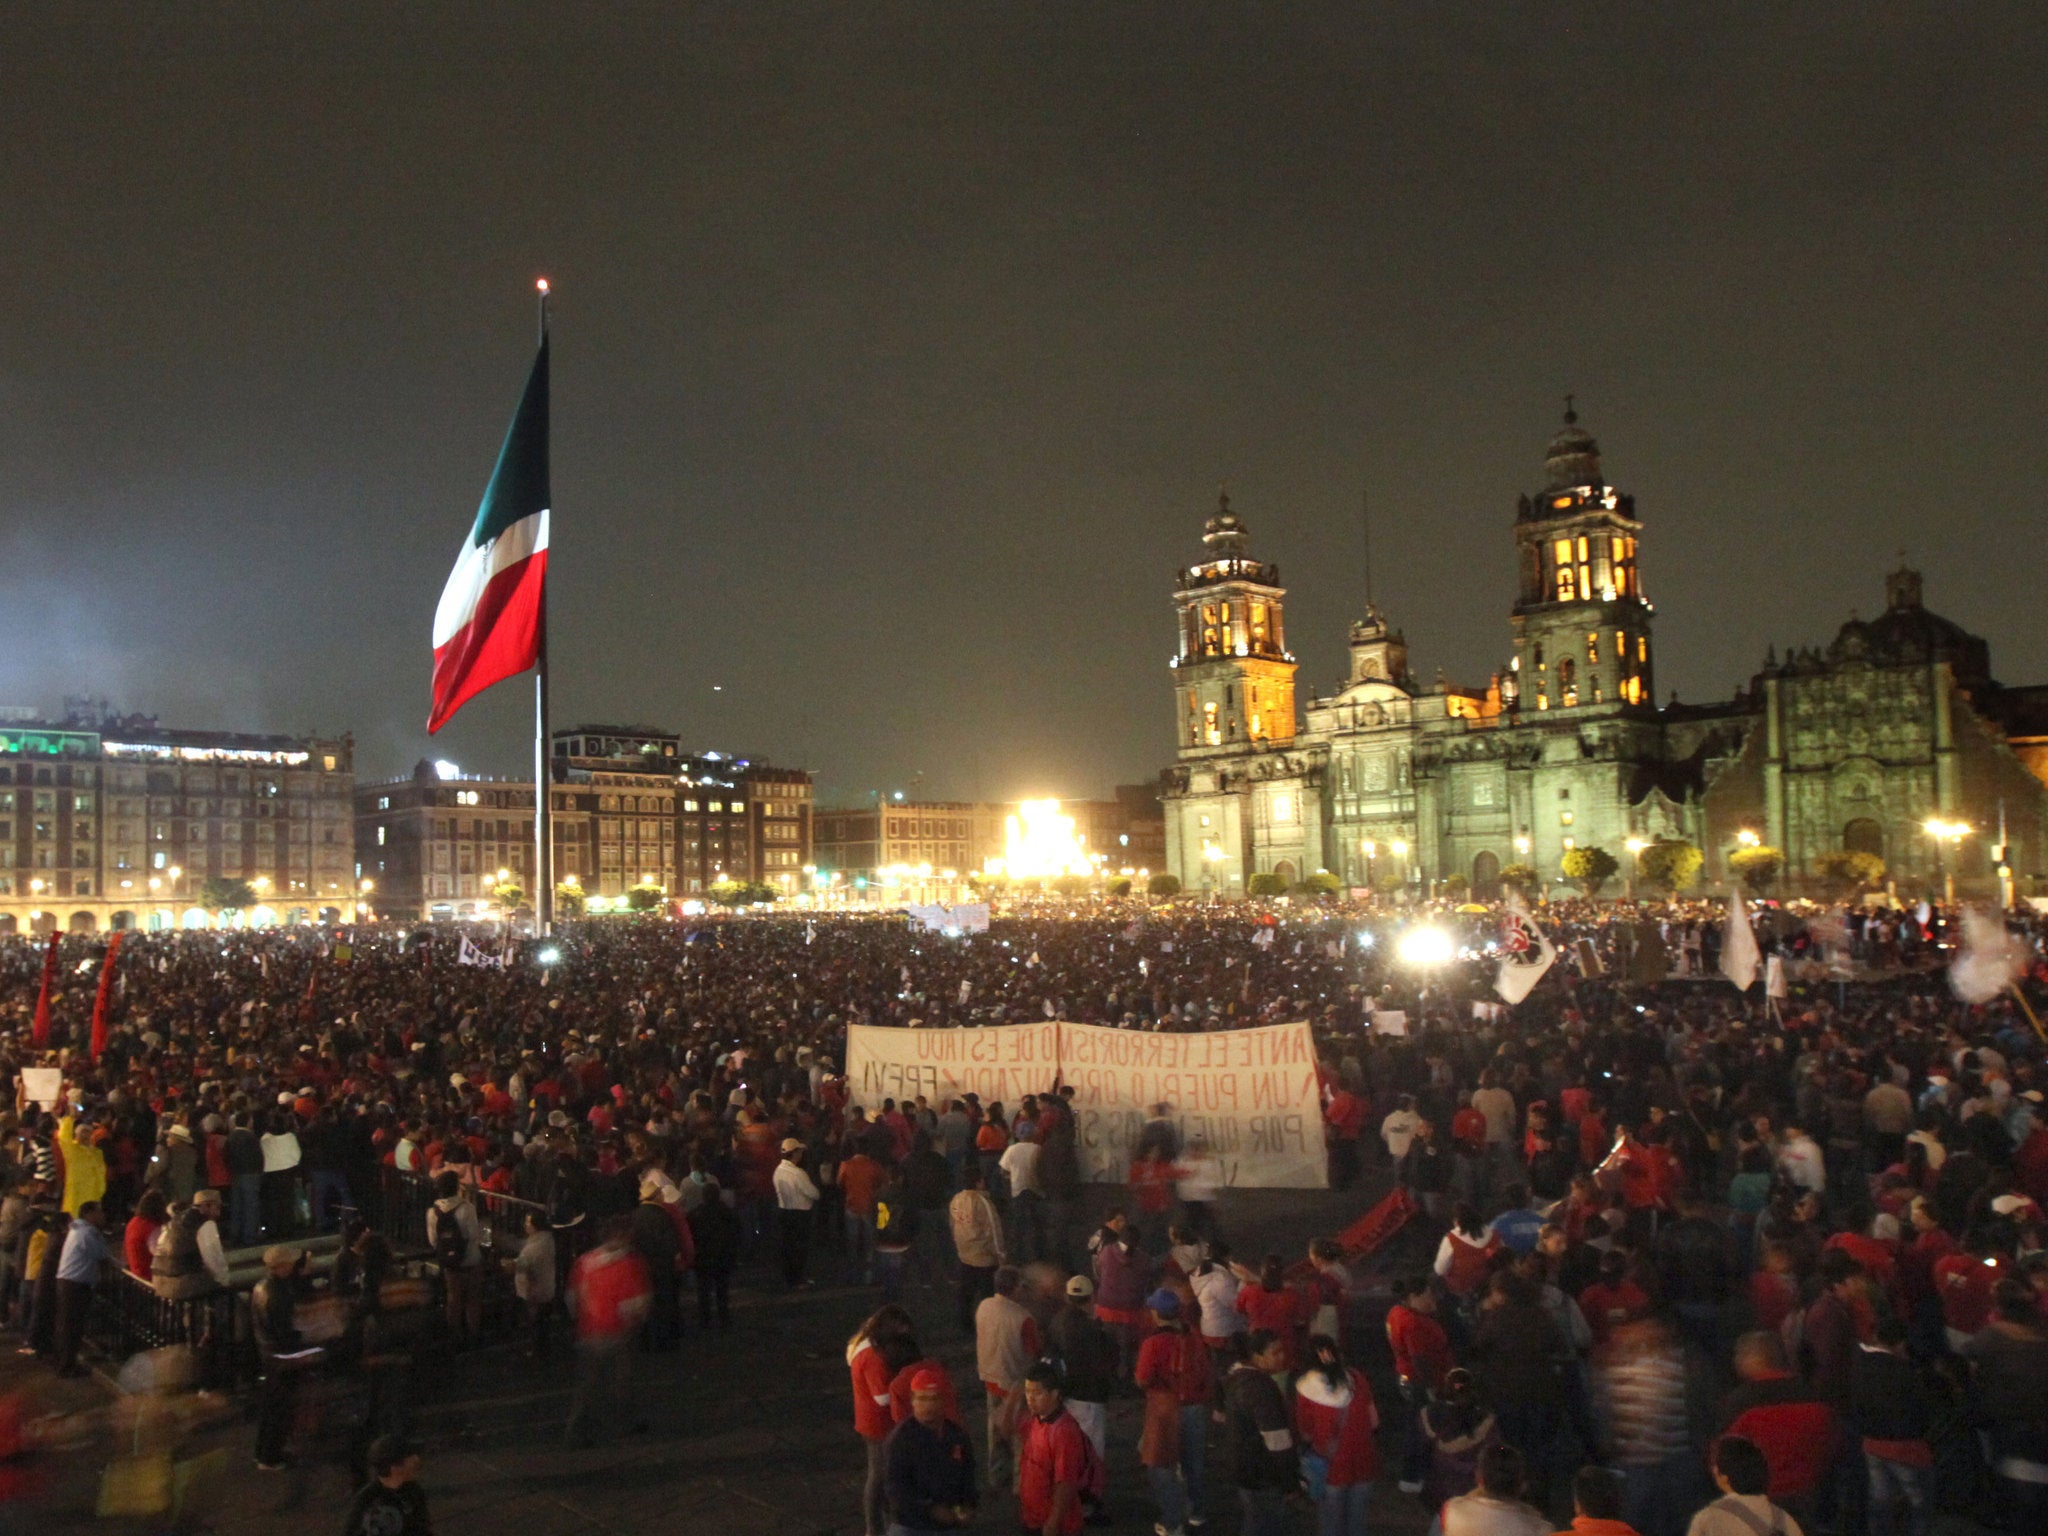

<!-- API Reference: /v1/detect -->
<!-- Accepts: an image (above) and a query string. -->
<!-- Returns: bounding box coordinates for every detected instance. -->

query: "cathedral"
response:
[1160,412,2048,903]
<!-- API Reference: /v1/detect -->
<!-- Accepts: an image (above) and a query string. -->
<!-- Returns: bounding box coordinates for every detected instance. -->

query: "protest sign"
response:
[21,1068,62,1109]
[846,1019,1326,1188]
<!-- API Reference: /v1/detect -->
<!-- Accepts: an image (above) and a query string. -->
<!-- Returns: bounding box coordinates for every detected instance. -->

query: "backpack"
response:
[433,1203,470,1269]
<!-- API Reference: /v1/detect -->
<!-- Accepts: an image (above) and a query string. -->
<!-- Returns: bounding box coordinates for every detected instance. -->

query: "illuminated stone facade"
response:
[1162,415,2048,902]
[0,716,356,933]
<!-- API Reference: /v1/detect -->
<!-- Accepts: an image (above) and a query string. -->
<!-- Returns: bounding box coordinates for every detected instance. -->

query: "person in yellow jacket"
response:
[56,1114,107,1217]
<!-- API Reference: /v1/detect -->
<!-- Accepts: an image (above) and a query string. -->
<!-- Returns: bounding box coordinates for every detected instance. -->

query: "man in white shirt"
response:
[1381,1095,1422,1163]
[152,1188,232,1300]
[1776,1123,1826,1195]
[772,1138,821,1288]
[998,1124,1044,1262]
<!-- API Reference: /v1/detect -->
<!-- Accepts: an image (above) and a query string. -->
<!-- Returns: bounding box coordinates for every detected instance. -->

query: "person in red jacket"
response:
[1324,1088,1367,1191]
[563,1218,651,1448]
[849,1304,915,1536]
[1135,1288,1212,1536]
[1234,1255,1306,1370]
[1714,1330,1836,1520]
[1933,1227,2009,1350]
[1294,1332,1379,1536]
[1385,1274,1451,1494]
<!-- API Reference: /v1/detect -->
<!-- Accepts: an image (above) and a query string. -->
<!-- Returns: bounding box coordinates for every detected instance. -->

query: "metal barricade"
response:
[86,1270,251,1388]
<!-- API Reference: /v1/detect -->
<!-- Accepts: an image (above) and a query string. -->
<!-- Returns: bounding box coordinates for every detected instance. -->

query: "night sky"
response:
[4,5,2045,804]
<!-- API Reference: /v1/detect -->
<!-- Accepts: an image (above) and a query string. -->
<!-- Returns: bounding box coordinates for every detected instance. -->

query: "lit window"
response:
[1637,635,1648,663]
[1587,633,1599,664]
[1561,810,1574,826]
[378,795,390,810]
[1536,693,1549,710]
[1203,702,1220,746]
[376,827,386,846]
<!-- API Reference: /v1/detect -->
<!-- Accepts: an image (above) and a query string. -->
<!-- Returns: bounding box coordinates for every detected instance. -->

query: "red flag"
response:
[90,932,124,1062]
[30,930,60,1048]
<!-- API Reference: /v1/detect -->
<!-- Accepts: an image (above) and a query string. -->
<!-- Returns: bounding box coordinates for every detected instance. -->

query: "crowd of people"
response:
[0,896,2043,1536]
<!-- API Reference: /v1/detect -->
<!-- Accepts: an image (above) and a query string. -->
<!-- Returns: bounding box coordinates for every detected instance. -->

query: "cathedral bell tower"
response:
[1171,494,1297,753]
[1508,405,1654,713]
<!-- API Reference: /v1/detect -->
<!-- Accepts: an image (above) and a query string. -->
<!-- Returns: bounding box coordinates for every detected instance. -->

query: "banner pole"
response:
[534,278,554,939]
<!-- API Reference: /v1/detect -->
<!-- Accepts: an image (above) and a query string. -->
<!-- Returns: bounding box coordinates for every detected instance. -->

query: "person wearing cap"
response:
[251,1243,315,1470]
[151,1188,231,1301]
[1136,1286,1212,1536]
[341,1433,431,1536]
[883,1366,977,1535]
[1048,1273,1118,1463]
[774,1135,823,1288]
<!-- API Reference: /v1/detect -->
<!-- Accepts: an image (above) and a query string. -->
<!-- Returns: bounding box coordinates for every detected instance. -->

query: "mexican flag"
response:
[428,336,549,732]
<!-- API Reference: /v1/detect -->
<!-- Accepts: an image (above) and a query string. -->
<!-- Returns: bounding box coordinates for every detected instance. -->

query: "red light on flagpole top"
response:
[536,277,550,295]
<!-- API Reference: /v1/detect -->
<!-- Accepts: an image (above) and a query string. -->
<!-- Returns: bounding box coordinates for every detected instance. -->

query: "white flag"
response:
[1494,892,1556,1005]
[1765,954,1788,999]
[458,935,504,969]
[957,979,972,1006]
[1720,889,1759,992]
[1950,904,2028,1005]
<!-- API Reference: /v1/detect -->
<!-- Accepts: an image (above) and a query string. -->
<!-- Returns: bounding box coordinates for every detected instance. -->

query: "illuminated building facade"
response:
[0,712,355,933]
[1162,412,2048,901]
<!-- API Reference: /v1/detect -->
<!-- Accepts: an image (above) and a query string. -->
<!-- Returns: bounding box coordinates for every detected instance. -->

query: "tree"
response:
[1146,873,1181,898]
[1499,863,1540,898]
[625,884,666,912]
[490,877,525,909]
[1728,844,1785,895]
[1302,871,1341,897]
[1246,872,1287,897]
[1560,845,1619,898]
[707,880,749,908]
[199,877,256,914]
[553,882,586,918]
[745,881,780,905]
[1050,875,1088,898]
[1441,874,1470,898]
[1105,877,1133,898]
[1636,839,1704,895]
[1814,849,1886,899]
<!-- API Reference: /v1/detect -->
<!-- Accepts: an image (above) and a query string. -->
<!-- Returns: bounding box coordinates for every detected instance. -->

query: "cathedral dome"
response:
[1201,491,1251,557]
[1543,404,1603,490]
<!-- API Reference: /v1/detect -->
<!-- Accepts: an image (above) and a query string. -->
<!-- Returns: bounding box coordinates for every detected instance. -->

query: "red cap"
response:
[911,1368,946,1393]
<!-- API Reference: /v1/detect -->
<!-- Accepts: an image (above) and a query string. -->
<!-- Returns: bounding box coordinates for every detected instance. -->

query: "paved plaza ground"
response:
[1,1176,1443,1536]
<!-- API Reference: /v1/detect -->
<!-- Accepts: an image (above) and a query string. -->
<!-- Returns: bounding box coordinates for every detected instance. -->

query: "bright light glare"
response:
[433,759,462,780]
[1356,931,1376,950]
[536,946,562,966]
[986,799,1093,881]
[1396,926,1455,968]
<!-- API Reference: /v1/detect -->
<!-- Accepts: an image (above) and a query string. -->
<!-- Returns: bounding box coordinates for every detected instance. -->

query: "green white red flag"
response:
[429,337,549,732]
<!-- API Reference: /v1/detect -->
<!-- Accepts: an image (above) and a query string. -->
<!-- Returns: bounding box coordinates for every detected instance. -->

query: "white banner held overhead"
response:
[905,902,991,933]
[845,1020,1327,1189]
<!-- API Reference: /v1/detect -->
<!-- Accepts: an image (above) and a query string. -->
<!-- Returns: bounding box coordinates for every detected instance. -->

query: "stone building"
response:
[1,712,355,932]
[1162,413,2048,902]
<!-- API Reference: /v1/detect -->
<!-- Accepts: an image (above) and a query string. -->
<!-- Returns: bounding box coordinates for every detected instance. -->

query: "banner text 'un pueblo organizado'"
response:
[845,1020,1326,1189]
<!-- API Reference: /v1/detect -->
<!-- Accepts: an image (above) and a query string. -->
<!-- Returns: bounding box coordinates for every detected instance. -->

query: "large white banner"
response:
[845,1020,1327,1189]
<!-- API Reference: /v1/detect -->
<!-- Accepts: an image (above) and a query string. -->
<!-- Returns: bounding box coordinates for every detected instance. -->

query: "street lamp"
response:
[1625,836,1647,901]
[1923,818,1968,905]
[1513,834,1531,856]
[1202,842,1225,897]
[1736,828,1760,848]
[1361,837,1377,890]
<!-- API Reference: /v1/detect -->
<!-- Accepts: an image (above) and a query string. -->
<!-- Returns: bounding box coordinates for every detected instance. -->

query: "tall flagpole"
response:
[534,278,555,938]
